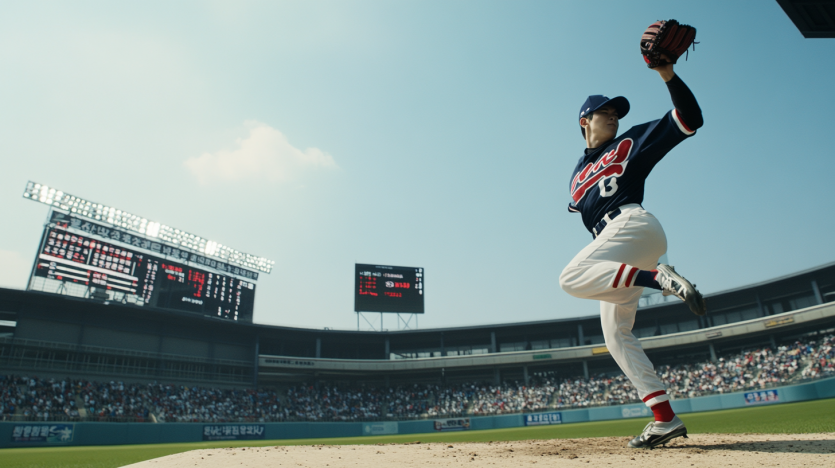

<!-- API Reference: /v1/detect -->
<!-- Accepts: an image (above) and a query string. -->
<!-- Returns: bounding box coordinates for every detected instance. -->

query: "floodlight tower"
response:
[22,181,274,273]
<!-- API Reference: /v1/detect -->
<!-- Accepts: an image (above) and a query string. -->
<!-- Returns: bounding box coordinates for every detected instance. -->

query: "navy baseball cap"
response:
[579,95,630,136]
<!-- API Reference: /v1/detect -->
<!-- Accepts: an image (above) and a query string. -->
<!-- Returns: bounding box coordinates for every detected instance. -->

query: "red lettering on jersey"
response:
[570,139,633,204]
[571,163,594,193]
[571,164,591,194]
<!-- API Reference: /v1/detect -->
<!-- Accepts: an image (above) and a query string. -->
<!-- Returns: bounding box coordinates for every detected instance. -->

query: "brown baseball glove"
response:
[640,19,697,68]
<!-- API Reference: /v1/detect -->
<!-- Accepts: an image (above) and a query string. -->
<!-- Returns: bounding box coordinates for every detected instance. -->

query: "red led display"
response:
[354,264,424,314]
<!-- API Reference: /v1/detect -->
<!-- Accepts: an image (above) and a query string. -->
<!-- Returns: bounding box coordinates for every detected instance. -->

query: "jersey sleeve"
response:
[628,109,696,171]
[671,108,697,136]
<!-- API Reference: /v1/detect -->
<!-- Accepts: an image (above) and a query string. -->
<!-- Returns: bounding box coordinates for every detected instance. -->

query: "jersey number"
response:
[599,177,619,197]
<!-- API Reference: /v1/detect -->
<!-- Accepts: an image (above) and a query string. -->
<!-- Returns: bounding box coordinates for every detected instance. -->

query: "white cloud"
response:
[0,250,31,290]
[184,121,337,184]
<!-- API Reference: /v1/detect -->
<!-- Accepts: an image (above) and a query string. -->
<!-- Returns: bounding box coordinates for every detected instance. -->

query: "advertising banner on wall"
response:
[433,418,470,432]
[744,389,780,405]
[202,424,265,441]
[362,422,399,436]
[11,424,74,443]
[621,406,651,418]
[524,412,563,426]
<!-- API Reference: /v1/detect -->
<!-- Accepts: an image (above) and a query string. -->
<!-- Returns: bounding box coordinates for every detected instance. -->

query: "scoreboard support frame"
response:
[355,311,419,331]
[356,311,381,332]
[397,313,417,330]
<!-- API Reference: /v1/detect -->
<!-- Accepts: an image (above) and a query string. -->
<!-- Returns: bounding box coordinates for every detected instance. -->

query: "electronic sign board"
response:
[34,225,255,321]
[47,211,259,280]
[354,264,424,314]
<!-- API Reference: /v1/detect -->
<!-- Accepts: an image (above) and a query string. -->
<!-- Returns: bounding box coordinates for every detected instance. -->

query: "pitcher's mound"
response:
[123,432,835,468]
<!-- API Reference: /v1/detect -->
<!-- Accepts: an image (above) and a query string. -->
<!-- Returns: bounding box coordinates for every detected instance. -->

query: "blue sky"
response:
[1,1,833,330]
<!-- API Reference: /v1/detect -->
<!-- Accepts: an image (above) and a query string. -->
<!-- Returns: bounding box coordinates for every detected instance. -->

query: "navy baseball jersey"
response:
[568,109,695,233]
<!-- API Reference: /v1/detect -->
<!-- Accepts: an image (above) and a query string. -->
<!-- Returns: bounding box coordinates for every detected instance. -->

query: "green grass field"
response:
[4,398,835,468]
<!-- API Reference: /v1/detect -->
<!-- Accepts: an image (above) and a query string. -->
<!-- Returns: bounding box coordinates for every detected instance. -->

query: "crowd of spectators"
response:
[427,385,468,417]
[0,375,80,422]
[660,338,820,400]
[801,334,835,379]
[555,375,619,408]
[283,385,385,421]
[2,332,833,423]
[468,377,556,415]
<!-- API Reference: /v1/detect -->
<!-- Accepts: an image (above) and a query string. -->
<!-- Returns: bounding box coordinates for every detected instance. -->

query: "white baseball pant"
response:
[559,203,670,407]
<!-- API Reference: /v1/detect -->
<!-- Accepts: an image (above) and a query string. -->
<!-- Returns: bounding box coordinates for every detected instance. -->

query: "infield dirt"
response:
[123,432,835,468]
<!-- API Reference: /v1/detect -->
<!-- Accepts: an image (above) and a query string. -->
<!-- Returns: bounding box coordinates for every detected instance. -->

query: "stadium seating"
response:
[1,333,832,423]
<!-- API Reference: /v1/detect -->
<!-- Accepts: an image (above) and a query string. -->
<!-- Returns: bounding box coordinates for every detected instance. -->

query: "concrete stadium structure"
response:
[1,261,835,387]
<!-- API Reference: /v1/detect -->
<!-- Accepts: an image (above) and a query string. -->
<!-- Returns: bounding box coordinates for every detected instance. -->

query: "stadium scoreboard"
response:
[34,216,256,322]
[355,264,424,314]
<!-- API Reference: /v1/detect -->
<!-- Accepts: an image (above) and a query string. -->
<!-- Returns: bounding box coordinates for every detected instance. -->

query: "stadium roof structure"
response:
[777,0,835,38]
[1,260,834,386]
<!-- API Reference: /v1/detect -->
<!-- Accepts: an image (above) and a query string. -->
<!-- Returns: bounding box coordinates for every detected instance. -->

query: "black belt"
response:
[592,208,622,239]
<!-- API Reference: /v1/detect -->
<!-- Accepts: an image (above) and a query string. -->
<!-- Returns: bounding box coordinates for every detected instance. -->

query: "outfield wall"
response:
[1,377,833,449]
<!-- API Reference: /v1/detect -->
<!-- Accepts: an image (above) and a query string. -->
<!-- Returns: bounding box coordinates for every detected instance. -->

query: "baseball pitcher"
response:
[559,20,704,449]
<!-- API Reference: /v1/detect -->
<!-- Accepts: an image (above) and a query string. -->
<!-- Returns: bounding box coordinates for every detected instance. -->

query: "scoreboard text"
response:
[354,264,424,314]
[35,226,255,321]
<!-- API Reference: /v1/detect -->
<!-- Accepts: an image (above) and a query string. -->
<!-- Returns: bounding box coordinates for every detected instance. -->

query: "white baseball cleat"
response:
[627,416,688,449]
[656,264,706,316]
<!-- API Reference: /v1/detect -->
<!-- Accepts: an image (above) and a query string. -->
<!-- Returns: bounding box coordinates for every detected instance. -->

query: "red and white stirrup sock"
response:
[612,264,662,290]
[611,264,640,288]
[643,390,675,422]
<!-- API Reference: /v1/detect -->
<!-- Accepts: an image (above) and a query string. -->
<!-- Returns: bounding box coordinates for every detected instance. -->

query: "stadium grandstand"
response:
[1,261,834,423]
